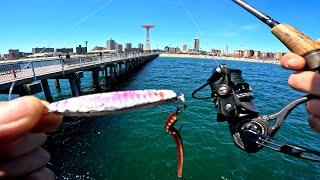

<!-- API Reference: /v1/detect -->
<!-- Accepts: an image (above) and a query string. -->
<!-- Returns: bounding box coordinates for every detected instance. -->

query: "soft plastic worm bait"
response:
[47,89,186,178]
[165,112,184,178]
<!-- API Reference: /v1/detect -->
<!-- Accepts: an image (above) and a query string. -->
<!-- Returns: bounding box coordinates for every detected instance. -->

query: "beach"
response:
[159,53,280,65]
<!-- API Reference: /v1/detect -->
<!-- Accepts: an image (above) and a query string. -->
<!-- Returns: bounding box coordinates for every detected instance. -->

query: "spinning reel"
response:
[193,64,320,161]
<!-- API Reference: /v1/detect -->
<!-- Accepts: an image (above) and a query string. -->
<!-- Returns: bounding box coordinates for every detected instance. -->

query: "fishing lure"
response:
[165,112,184,178]
[47,89,186,177]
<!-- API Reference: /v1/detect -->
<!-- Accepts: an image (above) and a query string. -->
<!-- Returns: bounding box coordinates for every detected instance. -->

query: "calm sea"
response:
[3,57,320,179]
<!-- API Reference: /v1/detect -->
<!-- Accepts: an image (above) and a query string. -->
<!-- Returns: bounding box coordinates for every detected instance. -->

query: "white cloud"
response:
[240,24,259,31]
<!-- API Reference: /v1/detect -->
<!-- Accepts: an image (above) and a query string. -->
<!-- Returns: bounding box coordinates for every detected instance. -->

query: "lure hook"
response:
[176,93,186,114]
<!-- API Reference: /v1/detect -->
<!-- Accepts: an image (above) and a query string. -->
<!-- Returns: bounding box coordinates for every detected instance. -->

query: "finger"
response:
[26,167,55,180]
[0,133,47,160]
[32,101,62,133]
[280,53,306,70]
[0,148,50,178]
[288,71,320,96]
[0,96,45,142]
[316,39,320,44]
[307,100,320,118]
[308,116,320,133]
[32,113,62,133]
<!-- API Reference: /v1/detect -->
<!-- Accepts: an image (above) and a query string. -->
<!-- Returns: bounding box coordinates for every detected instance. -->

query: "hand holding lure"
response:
[47,89,186,178]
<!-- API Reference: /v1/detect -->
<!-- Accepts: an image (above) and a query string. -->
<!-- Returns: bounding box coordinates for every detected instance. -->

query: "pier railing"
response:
[0,53,157,84]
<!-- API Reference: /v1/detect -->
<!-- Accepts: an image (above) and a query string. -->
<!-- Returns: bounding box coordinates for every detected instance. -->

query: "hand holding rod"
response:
[232,0,320,70]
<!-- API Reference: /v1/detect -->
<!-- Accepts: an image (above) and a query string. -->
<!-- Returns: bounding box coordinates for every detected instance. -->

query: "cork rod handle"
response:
[271,24,320,56]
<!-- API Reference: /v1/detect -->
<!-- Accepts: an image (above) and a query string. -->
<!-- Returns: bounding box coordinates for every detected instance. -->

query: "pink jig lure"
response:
[47,89,186,178]
[47,89,179,116]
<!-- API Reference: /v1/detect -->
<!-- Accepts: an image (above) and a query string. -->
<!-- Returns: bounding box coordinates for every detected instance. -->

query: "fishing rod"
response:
[193,0,320,161]
[232,0,320,70]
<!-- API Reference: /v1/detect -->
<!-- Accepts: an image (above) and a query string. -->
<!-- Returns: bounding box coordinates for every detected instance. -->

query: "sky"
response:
[0,0,320,55]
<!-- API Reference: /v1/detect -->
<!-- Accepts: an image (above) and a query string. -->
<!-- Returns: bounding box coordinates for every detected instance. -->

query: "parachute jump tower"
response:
[141,25,155,52]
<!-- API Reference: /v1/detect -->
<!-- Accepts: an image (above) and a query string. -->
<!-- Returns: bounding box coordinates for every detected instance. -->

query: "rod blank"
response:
[232,0,279,28]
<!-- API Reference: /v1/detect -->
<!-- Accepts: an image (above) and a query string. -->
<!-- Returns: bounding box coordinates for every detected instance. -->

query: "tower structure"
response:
[194,37,200,52]
[142,25,155,51]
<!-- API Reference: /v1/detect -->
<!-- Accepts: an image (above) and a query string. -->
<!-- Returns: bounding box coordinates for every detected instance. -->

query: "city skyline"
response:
[1,0,320,55]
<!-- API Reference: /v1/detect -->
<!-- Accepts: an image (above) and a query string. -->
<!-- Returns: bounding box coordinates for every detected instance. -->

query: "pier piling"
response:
[55,79,61,91]
[41,79,53,102]
[67,72,83,97]
[92,68,100,89]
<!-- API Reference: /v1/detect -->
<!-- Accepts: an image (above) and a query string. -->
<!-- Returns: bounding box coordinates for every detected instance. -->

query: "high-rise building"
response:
[32,47,54,54]
[233,50,244,58]
[169,47,179,54]
[211,49,222,56]
[17,52,32,58]
[243,50,254,58]
[182,44,187,53]
[8,49,20,60]
[125,43,132,49]
[76,45,87,54]
[164,46,170,52]
[194,37,200,52]
[138,43,144,50]
[261,52,270,59]
[116,44,123,52]
[3,54,9,59]
[225,45,229,56]
[268,52,275,59]
[253,51,261,59]
[107,38,116,50]
[125,43,132,52]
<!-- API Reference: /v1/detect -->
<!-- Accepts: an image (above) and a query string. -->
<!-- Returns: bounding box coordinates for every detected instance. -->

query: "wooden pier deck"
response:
[0,53,159,101]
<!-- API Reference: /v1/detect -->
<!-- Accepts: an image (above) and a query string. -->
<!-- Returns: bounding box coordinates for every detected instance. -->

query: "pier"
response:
[0,53,159,102]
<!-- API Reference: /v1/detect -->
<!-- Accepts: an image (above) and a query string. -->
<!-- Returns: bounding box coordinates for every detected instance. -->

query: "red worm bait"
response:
[165,112,184,178]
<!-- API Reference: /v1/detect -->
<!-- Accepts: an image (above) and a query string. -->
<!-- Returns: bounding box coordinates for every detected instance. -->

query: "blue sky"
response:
[1,0,319,55]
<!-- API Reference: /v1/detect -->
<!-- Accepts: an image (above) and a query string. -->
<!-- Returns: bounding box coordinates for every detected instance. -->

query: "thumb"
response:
[280,52,306,70]
[0,96,45,142]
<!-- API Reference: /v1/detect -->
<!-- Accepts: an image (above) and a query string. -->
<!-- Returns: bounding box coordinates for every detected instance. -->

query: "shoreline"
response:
[159,53,280,65]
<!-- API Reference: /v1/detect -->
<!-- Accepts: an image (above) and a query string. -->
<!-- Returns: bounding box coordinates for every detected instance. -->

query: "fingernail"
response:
[287,58,296,68]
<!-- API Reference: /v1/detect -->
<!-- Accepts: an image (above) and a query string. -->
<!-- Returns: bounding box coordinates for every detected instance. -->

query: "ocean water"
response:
[3,57,320,179]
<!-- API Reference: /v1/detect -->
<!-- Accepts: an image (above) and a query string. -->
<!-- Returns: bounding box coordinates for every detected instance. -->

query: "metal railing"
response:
[0,52,158,84]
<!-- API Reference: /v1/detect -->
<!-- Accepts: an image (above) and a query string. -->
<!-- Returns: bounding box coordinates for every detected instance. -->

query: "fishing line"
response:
[73,0,114,28]
[8,81,16,101]
[32,0,114,56]
[176,0,220,66]
[176,0,204,37]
